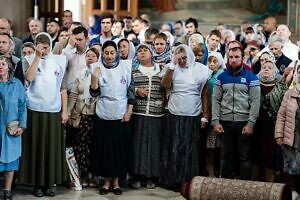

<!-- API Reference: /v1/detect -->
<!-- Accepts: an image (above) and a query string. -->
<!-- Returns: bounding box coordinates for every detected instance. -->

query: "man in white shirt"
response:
[63,26,89,92]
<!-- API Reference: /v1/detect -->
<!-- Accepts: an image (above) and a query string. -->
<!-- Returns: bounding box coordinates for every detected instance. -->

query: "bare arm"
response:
[91,67,100,90]
[67,79,79,115]
[161,68,174,89]
[61,89,68,124]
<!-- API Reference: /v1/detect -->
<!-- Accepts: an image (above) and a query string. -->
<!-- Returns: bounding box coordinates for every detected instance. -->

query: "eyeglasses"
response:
[145,41,152,45]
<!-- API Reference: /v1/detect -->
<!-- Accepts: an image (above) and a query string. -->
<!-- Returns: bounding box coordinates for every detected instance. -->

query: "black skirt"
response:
[91,115,132,178]
[132,115,163,177]
[160,113,201,185]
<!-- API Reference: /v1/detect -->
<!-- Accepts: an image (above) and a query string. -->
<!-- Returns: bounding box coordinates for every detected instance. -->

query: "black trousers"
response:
[219,121,252,180]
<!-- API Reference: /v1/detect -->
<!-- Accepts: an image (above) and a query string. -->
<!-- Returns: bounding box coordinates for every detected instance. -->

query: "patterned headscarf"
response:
[152,40,171,64]
[257,60,279,83]
[132,43,154,70]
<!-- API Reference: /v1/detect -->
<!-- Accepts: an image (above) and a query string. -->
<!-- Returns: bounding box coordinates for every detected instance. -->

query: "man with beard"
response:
[46,19,60,49]
[0,32,24,84]
[211,46,260,180]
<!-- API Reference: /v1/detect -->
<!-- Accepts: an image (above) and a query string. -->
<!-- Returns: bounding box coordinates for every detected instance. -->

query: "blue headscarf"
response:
[101,41,120,69]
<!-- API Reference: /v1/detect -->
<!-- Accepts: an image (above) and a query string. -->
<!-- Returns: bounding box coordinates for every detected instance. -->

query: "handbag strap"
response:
[78,103,86,114]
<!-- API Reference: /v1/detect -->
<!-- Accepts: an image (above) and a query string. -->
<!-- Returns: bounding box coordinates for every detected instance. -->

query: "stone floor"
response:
[10,186,185,200]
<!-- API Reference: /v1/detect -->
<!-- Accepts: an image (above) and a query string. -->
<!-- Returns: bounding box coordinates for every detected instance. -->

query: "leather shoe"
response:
[45,186,56,197]
[99,187,110,195]
[112,187,123,195]
[3,190,12,200]
[33,188,44,197]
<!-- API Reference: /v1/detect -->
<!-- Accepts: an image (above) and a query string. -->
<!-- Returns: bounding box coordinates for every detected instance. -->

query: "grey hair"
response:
[268,34,282,45]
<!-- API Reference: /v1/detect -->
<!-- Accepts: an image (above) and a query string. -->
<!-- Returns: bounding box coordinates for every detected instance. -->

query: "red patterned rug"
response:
[181,176,291,200]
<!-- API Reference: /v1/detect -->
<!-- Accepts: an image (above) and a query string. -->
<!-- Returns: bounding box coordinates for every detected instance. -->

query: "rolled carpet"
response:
[181,176,291,200]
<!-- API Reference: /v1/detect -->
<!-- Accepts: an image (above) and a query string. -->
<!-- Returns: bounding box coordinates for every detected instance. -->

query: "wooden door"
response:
[83,0,138,25]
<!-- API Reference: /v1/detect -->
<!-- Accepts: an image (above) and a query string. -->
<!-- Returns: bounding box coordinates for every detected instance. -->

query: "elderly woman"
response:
[206,52,225,177]
[252,51,274,74]
[275,64,300,197]
[90,41,135,195]
[19,32,68,197]
[0,56,26,200]
[67,47,99,187]
[131,43,164,189]
[160,44,209,190]
[252,60,281,182]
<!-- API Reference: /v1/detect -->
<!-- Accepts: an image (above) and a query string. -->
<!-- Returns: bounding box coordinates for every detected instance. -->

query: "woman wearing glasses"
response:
[160,44,210,190]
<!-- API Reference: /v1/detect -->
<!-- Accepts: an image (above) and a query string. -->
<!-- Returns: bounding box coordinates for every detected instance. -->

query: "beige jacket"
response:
[275,89,300,146]
[67,72,96,116]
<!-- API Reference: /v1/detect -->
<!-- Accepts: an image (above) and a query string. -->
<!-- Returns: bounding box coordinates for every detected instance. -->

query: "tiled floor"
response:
[10,186,185,200]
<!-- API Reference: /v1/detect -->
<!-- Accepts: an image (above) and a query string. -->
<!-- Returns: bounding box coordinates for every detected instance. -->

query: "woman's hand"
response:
[276,138,283,145]
[13,127,24,136]
[136,88,148,98]
[61,111,68,124]
[92,67,101,78]
[35,44,43,58]
[171,53,179,65]
[121,110,132,122]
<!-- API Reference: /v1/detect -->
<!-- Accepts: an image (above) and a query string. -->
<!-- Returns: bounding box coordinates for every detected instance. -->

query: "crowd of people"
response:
[0,9,300,200]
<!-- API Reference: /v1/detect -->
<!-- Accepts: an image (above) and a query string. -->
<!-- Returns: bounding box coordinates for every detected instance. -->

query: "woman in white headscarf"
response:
[19,32,68,197]
[160,44,209,190]
[206,52,224,177]
[275,64,300,197]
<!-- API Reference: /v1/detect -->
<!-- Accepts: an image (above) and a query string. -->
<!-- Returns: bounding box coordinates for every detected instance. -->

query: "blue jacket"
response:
[0,78,26,163]
[211,67,260,128]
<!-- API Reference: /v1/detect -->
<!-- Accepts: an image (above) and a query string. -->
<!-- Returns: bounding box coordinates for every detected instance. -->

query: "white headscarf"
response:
[34,32,53,59]
[174,44,195,68]
[208,51,225,69]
